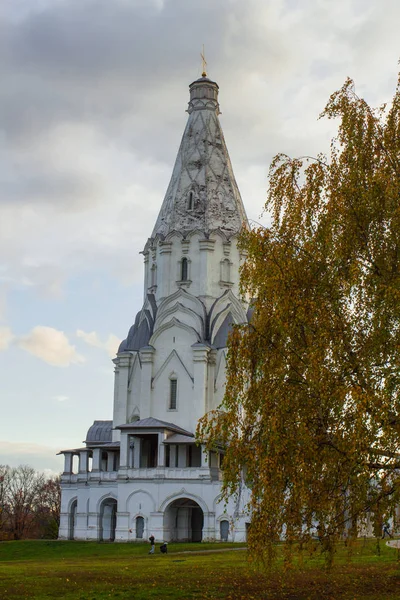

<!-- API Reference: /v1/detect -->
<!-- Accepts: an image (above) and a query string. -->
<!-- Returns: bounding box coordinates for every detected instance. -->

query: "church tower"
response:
[58,73,250,543]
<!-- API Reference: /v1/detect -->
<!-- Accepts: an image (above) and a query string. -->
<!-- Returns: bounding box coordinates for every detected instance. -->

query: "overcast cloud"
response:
[1,0,399,472]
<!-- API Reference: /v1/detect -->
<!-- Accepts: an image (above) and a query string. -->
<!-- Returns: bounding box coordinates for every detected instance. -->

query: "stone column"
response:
[63,453,73,474]
[107,451,115,472]
[158,432,166,467]
[200,445,209,468]
[79,450,89,473]
[119,432,130,469]
[133,437,142,469]
[91,448,102,472]
[139,346,155,419]
[169,445,177,468]
[177,445,187,468]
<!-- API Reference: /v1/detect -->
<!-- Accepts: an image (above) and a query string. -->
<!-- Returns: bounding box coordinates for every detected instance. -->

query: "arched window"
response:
[169,378,177,410]
[136,516,144,539]
[181,258,188,281]
[188,191,194,210]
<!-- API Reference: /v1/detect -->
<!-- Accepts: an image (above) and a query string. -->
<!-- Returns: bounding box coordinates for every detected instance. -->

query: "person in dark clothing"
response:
[148,535,155,554]
[382,523,393,539]
[160,542,168,554]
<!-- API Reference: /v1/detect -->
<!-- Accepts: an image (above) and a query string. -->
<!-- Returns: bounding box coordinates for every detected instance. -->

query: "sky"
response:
[0,0,399,475]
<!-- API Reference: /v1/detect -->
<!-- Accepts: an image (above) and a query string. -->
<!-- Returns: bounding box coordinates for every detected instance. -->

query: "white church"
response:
[58,72,251,543]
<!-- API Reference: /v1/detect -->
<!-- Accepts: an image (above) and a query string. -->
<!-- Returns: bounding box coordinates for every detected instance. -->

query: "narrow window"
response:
[188,191,194,210]
[181,258,188,281]
[170,378,177,410]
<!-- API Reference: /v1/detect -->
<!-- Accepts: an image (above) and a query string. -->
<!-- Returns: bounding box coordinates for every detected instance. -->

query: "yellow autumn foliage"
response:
[198,72,400,566]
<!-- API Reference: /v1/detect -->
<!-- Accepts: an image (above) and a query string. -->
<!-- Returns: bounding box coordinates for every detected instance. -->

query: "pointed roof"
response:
[151,76,248,240]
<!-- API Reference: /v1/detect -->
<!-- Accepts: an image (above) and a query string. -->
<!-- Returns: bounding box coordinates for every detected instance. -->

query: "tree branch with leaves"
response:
[198,71,400,566]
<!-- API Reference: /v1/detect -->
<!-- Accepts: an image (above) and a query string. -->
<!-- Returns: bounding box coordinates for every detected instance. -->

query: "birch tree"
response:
[198,73,400,564]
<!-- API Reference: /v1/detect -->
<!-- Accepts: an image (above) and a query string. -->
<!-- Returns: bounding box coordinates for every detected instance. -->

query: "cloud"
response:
[0,326,14,350]
[18,325,85,366]
[1,0,399,306]
[0,440,64,474]
[53,395,69,402]
[76,329,120,358]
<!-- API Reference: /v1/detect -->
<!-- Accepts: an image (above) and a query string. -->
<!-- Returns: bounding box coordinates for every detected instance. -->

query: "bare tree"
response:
[34,476,61,538]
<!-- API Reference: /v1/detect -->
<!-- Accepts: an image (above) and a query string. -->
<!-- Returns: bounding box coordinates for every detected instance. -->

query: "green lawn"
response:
[0,539,399,599]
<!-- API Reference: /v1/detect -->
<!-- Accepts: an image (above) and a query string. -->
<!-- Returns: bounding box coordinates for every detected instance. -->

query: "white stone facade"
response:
[59,75,251,543]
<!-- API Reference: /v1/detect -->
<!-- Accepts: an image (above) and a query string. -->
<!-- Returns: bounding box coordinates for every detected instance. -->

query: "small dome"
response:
[85,420,112,443]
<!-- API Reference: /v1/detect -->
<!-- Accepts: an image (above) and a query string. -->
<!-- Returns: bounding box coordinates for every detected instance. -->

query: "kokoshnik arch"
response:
[58,72,252,543]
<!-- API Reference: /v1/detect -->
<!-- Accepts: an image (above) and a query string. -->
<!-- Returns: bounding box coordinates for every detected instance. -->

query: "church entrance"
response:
[68,500,77,540]
[99,498,117,541]
[163,498,204,542]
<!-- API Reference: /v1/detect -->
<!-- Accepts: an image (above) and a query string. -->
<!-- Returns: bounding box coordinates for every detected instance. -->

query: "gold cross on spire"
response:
[201,45,207,78]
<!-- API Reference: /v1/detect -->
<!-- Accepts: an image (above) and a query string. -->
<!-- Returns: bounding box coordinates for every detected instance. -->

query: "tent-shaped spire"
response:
[151,76,248,239]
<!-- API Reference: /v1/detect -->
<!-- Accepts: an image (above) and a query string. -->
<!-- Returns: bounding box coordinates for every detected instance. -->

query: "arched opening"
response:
[163,498,204,542]
[136,516,144,539]
[99,498,117,542]
[188,191,194,210]
[181,258,188,281]
[68,500,77,540]
[220,519,229,542]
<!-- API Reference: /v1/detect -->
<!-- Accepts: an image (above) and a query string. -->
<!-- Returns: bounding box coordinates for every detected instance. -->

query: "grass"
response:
[0,538,399,599]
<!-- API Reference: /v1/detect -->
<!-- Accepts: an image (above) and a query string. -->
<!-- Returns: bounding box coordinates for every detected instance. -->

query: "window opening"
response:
[170,379,177,410]
[188,191,194,210]
[181,258,188,281]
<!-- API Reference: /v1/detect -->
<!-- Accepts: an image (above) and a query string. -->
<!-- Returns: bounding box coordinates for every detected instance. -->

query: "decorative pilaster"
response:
[112,352,133,440]
[115,512,130,542]
[139,346,155,419]
[158,241,173,299]
[192,343,210,421]
[206,349,217,413]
